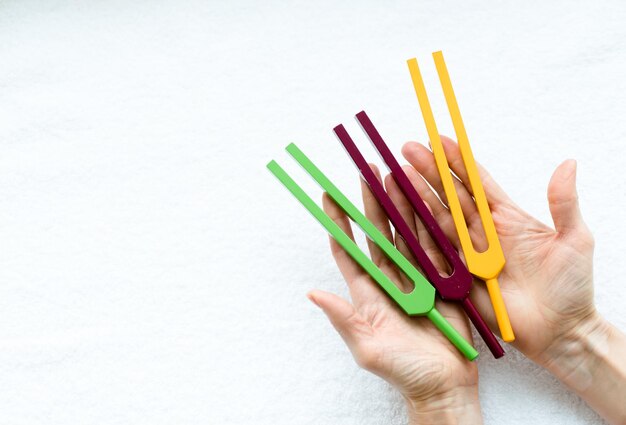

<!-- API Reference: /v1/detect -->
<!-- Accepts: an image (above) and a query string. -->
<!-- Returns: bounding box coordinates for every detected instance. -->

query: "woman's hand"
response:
[401,137,596,366]
[402,137,626,424]
[308,166,482,424]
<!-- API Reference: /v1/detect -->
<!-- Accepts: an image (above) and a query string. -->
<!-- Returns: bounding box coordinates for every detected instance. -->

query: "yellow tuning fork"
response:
[406,51,515,342]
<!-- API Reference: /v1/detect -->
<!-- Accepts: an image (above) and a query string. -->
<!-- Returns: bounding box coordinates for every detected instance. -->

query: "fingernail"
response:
[402,141,419,152]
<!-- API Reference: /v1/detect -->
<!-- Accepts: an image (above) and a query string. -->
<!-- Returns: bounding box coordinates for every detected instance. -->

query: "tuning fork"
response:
[267,143,479,360]
[334,111,504,358]
[406,51,515,342]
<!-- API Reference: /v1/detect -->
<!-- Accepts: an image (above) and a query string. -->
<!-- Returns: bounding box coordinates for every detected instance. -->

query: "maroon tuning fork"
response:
[333,110,504,358]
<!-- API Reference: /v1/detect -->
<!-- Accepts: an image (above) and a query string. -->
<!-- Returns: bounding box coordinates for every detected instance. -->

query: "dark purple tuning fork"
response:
[333,110,504,359]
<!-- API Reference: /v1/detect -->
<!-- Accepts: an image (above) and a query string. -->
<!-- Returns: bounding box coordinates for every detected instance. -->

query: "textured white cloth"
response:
[1,1,624,424]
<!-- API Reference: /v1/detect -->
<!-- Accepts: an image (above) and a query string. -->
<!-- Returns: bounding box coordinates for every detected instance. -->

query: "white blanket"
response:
[1,1,624,423]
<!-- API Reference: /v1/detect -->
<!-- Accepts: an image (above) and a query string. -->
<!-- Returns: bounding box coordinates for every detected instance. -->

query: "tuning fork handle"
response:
[461,297,504,358]
[426,307,479,360]
[485,278,515,342]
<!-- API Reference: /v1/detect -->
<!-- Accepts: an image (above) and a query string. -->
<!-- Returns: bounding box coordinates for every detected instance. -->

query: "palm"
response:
[309,169,477,402]
[401,137,595,362]
[347,271,477,400]
[492,202,594,359]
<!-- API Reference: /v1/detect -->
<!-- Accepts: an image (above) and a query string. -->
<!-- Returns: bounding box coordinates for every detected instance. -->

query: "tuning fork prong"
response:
[354,111,466,287]
[407,52,515,342]
[267,145,479,360]
[335,113,504,358]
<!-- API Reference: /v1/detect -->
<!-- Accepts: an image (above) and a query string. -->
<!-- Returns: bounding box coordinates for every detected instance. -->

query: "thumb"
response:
[307,290,370,350]
[547,159,584,235]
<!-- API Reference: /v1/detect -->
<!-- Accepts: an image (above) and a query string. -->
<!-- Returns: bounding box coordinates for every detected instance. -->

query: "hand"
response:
[308,166,482,424]
[401,137,596,365]
[402,137,626,424]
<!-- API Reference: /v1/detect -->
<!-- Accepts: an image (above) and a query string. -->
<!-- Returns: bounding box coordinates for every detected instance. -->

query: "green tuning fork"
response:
[267,143,478,361]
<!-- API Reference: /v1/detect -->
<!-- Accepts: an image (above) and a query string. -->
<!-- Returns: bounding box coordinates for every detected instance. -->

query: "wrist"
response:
[538,312,626,424]
[537,310,609,391]
[405,386,483,425]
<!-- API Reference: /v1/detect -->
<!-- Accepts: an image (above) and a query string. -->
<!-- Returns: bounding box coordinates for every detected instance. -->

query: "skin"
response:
[311,176,482,424]
[399,137,596,363]
[307,136,626,424]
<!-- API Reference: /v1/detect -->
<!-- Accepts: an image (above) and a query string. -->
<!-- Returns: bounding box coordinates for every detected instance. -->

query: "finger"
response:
[402,141,448,203]
[390,231,423,293]
[386,171,448,273]
[402,141,476,221]
[384,173,419,238]
[403,141,487,252]
[307,290,372,350]
[547,160,588,237]
[322,192,366,283]
[308,290,388,375]
[380,174,422,290]
[401,164,461,250]
[439,136,472,193]
[400,165,448,221]
[323,190,394,308]
[416,201,451,275]
[361,164,394,267]
[440,136,512,206]
[385,173,453,282]
[382,174,422,274]
[438,136,482,228]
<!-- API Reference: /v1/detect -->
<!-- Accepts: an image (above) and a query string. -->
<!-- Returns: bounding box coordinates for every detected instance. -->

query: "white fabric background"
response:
[1,1,625,424]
